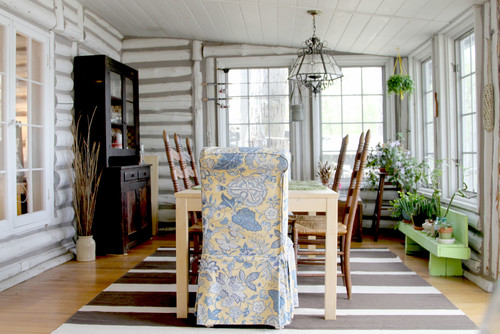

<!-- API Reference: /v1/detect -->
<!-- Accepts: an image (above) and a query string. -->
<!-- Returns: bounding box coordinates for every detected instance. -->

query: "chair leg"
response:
[344,249,352,299]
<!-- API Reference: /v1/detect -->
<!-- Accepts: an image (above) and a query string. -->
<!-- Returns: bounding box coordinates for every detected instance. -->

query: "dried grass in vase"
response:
[316,160,335,186]
[70,109,102,237]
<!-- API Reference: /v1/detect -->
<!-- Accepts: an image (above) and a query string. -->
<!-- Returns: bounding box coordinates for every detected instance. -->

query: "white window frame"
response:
[409,8,478,213]
[455,31,477,194]
[0,9,54,233]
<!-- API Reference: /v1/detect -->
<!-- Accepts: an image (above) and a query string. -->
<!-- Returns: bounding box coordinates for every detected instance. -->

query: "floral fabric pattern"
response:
[195,147,298,328]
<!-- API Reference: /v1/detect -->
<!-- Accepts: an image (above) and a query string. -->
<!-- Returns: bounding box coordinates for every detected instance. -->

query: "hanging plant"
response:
[387,49,415,100]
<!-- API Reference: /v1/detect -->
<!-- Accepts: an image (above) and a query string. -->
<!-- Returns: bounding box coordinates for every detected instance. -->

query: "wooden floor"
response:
[0,231,491,334]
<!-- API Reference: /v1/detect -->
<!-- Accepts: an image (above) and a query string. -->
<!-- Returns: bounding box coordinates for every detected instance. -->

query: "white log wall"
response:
[122,37,196,223]
[0,0,122,292]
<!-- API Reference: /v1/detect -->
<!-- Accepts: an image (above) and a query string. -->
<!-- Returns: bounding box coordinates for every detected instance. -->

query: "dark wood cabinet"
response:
[94,165,152,254]
[74,55,151,254]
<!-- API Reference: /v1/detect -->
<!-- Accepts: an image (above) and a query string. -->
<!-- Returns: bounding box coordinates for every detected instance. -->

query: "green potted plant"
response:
[390,191,430,229]
[387,50,415,100]
[387,74,415,100]
[366,134,426,192]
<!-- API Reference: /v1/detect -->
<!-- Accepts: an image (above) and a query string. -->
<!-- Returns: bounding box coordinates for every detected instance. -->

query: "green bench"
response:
[398,208,471,276]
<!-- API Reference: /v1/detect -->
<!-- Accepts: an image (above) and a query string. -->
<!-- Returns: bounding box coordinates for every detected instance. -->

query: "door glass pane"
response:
[16,79,27,124]
[32,126,44,169]
[31,170,43,212]
[17,175,28,215]
[31,39,43,83]
[31,82,44,125]
[16,33,27,78]
[16,124,27,169]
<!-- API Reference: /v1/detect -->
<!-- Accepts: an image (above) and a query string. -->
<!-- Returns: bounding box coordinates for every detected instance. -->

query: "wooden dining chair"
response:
[163,130,202,280]
[174,133,200,189]
[292,130,371,299]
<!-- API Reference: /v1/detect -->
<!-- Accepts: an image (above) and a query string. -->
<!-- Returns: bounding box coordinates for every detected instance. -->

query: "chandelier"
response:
[288,10,343,94]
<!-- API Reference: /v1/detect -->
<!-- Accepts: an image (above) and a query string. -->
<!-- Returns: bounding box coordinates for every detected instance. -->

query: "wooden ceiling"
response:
[77,0,485,56]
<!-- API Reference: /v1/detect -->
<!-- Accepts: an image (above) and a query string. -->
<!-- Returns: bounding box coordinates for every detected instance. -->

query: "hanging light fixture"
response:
[288,10,343,94]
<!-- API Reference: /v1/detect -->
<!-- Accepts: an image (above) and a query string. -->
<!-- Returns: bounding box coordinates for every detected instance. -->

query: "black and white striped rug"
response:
[53,248,478,333]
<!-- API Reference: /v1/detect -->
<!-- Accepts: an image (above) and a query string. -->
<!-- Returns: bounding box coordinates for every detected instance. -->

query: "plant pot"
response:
[402,211,411,221]
[76,235,96,261]
[412,213,427,228]
[438,227,453,240]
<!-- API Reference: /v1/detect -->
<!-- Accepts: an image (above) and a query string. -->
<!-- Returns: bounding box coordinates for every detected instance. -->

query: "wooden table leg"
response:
[176,198,189,318]
[324,197,337,320]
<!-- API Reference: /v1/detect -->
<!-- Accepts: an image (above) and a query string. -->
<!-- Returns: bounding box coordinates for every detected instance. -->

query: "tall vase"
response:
[76,235,96,262]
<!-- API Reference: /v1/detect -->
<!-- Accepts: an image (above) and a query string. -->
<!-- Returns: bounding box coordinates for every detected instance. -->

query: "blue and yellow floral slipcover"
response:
[195,147,298,328]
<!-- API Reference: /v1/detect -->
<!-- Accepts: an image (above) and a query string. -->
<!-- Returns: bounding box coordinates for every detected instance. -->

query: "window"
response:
[422,59,434,169]
[0,13,52,228]
[320,67,384,170]
[226,68,290,150]
[456,32,477,193]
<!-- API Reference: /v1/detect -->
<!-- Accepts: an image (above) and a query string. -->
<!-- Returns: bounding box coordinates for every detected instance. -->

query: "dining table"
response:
[174,180,339,320]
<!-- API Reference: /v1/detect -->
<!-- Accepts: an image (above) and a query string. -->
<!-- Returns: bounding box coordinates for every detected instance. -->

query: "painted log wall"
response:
[122,38,196,225]
[0,0,122,292]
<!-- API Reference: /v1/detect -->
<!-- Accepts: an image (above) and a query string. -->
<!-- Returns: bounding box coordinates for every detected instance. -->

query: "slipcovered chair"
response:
[195,147,298,328]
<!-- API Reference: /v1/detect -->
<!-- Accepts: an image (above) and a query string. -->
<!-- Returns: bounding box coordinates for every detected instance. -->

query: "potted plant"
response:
[70,110,102,261]
[390,191,430,229]
[387,74,415,100]
[316,160,335,187]
[387,50,415,100]
[366,134,426,192]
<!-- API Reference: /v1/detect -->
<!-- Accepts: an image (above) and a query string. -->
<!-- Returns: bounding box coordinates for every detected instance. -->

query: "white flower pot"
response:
[76,235,96,262]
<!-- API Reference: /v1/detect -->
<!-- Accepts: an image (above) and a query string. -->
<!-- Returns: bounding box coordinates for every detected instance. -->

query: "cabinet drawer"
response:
[138,168,150,180]
[123,170,138,182]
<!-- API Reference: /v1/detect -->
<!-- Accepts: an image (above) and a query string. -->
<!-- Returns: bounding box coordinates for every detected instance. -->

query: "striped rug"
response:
[53,248,478,333]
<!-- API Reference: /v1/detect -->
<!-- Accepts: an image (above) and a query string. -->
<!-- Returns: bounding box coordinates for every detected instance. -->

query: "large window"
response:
[320,67,384,171]
[226,68,290,150]
[0,14,52,228]
[422,59,434,169]
[456,32,477,193]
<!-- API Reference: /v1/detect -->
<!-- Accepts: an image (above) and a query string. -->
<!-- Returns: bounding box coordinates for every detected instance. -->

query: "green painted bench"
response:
[398,208,470,276]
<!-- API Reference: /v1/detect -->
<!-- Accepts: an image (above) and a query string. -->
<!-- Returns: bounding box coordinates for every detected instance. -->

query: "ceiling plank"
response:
[241,3,264,45]
[335,13,372,53]
[203,1,236,43]
[349,15,391,54]
[221,2,249,45]
[375,0,405,16]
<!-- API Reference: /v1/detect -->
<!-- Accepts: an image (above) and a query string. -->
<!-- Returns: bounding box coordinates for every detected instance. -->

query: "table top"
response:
[177,180,338,199]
